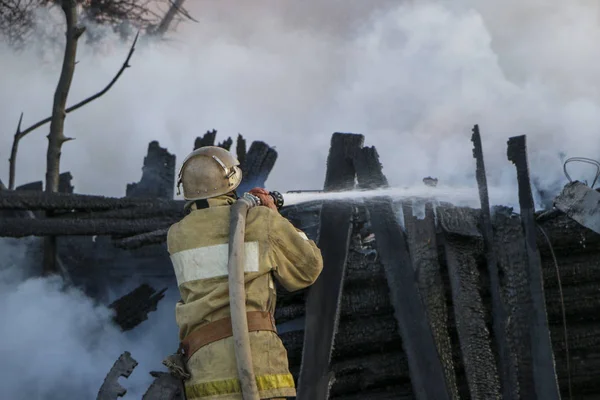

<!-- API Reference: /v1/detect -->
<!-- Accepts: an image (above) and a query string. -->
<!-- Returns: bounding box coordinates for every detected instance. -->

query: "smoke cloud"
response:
[1,0,599,202]
[2,0,600,398]
[0,237,180,399]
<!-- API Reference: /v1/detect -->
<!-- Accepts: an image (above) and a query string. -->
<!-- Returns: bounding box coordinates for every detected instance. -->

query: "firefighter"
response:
[166,146,323,400]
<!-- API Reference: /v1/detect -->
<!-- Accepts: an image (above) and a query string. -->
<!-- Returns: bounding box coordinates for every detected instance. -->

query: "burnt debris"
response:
[554,181,600,235]
[109,283,167,331]
[126,141,176,200]
[3,129,600,399]
[96,351,138,400]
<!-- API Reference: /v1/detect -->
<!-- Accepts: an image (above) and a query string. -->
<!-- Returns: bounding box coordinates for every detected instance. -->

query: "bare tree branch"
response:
[7,112,23,189]
[43,0,81,276]
[7,31,138,190]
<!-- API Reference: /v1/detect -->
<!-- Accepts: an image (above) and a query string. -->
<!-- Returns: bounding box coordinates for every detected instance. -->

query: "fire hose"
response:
[228,190,284,399]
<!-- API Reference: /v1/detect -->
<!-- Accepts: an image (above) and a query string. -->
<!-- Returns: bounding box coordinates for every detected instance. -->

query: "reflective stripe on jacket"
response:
[167,195,323,400]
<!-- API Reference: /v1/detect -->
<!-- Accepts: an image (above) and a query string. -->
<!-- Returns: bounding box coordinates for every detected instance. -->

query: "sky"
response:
[2,0,600,398]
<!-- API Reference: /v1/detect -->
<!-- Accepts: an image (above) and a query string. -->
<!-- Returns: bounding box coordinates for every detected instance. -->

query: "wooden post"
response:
[353,146,451,400]
[472,125,517,398]
[492,206,536,399]
[296,132,363,400]
[507,135,560,399]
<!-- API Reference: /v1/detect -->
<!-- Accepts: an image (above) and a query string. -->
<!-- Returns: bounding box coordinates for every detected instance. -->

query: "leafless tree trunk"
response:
[8,32,138,190]
[43,0,84,276]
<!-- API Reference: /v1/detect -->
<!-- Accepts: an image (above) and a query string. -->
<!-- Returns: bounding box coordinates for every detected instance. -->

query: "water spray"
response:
[271,185,519,209]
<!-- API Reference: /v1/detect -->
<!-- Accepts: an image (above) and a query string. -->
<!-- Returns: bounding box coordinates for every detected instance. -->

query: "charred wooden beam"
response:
[0,217,176,237]
[353,145,451,400]
[554,181,600,235]
[16,180,43,192]
[329,351,411,398]
[217,137,233,150]
[237,141,278,194]
[283,314,402,366]
[437,205,482,237]
[113,228,170,250]
[439,226,501,399]
[296,132,363,400]
[507,134,561,399]
[126,141,176,199]
[472,125,516,399]
[403,202,459,400]
[55,203,186,219]
[492,206,536,399]
[276,261,391,324]
[0,190,182,211]
[109,284,167,331]
[96,351,138,400]
[193,129,217,149]
[59,172,74,194]
[236,134,247,168]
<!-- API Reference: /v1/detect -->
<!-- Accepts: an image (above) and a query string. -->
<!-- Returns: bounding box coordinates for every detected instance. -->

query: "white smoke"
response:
[2,0,600,398]
[2,0,599,202]
[0,237,179,400]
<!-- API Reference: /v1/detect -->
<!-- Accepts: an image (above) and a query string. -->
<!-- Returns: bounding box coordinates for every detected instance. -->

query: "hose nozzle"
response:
[269,191,284,210]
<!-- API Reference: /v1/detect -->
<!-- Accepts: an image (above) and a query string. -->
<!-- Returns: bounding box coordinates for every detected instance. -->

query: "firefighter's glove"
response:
[249,187,278,211]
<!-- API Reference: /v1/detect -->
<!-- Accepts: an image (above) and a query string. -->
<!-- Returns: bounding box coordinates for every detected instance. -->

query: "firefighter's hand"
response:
[249,188,278,211]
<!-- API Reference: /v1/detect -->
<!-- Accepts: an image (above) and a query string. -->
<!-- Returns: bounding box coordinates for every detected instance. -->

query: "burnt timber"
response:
[296,132,362,399]
[354,146,451,399]
[1,131,600,399]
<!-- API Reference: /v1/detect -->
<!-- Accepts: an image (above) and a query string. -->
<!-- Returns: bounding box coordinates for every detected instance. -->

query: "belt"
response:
[181,311,277,360]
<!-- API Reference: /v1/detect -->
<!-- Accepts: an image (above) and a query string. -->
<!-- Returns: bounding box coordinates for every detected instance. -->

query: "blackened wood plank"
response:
[403,201,460,399]
[440,227,501,400]
[353,145,451,400]
[0,216,176,237]
[237,141,278,193]
[296,132,364,400]
[472,125,517,399]
[507,134,561,399]
[492,206,536,399]
[193,129,217,149]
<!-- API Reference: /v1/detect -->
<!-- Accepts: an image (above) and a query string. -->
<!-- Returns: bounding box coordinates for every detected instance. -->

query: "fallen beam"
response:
[507,135,561,399]
[472,125,516,399]
[402,201,459,400]
[296,132,362,400]
[353,146,451,400]
[554,181,600,235]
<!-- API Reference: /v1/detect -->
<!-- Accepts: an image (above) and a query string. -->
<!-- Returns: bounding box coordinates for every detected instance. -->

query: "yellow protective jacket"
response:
[167,195,323,400]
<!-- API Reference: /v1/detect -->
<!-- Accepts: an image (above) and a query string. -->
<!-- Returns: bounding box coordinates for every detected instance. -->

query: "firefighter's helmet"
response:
[177,146,243,201]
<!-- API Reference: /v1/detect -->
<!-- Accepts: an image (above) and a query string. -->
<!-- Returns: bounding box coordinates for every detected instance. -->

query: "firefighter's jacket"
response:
[167,195,324,400]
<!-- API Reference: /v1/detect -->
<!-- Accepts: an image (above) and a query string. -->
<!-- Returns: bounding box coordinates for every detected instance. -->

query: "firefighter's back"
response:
[167,197,297,400]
